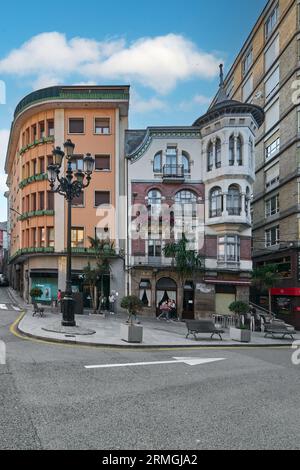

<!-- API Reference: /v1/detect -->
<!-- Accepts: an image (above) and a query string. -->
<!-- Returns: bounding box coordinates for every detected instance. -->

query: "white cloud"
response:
[131,92,167,114]
[0,129,9,194]
[179,94,212,112]
[0,32,222,94]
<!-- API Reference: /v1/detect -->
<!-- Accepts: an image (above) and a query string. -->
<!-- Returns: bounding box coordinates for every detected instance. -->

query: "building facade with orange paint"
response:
[5,86,129,309]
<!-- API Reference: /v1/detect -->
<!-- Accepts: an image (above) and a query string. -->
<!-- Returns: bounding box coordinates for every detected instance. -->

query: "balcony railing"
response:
[163,164,185,180]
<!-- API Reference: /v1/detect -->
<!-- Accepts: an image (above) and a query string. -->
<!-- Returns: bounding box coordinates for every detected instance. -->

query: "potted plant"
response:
[229,301,251,343]
[30,287,43,302]
[120,295,143,343]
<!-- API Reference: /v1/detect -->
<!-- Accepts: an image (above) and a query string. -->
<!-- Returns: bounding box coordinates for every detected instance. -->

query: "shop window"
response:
[139,279,151,307]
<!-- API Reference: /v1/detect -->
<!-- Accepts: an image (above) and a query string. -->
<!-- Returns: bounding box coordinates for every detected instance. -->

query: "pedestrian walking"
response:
[57,289,62,312]
[158,301,171,321]
[109,293,116,315]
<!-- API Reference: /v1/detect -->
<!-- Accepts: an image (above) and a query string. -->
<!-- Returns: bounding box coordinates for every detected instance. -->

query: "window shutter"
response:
[265,36,279,71]
[265,99,279,132]
[265,66,279,98]
[95,191,110,206]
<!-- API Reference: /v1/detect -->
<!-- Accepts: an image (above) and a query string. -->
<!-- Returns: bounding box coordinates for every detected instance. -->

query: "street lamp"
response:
[47,140,95,327]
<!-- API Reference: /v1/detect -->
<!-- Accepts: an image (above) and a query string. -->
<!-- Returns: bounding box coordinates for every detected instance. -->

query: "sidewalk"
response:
[7,287,299,348]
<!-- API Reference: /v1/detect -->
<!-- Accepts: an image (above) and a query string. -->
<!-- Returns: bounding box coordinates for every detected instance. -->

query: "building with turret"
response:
[125,66,264,319]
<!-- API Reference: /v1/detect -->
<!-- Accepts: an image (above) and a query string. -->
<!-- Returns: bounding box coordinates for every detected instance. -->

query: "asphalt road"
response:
[0,287,299,450]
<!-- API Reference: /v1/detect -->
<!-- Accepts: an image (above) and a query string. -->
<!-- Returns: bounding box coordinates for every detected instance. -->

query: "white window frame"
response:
[242,47,253,76]
[94,117,111,135]
[265,3,279,40]
[218,235,240,264]
[265,226,280,247]
[265,194,279,218]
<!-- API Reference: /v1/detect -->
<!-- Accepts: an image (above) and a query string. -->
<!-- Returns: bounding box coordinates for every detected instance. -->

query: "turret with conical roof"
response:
[193,64,264,129]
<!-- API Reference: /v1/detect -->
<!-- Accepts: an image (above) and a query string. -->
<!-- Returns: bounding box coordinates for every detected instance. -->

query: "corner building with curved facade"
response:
[126,80,264,319]
[5,86,129,309]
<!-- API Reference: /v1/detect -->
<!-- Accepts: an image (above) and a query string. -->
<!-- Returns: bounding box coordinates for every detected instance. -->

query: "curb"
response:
[12,314,294,350]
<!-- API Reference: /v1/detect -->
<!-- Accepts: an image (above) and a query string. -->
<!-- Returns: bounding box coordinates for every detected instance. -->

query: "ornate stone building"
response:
[125,68,264,319]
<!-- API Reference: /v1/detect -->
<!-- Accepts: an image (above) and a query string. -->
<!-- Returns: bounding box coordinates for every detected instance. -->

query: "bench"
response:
[32,301,44,318]
[186,319,224,341]
[264,321,296,340]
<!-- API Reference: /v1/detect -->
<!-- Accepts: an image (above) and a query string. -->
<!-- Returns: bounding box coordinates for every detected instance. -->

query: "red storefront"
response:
[271,288,300,330]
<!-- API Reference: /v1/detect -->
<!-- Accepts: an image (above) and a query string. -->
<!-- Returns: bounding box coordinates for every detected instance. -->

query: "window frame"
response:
[94,117,111,135]
[95,154,111,172]
[218,235,240,264]
[68,117,85,135]
[71,227,85,248]
[94,190,111,207]
[265,3,279,40]
[265,225,280,247]
[265,194,279,218]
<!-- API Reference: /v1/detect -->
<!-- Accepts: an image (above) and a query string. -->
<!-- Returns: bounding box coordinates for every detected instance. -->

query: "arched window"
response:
[207,142,214,171]
[229,135,235,166]
[175,190,197,204]
[215,138,222,168]
[182,152,190,174]
[153,152,162,173]
[236,136,243,166]
[227,185,242,216]
[210,187,223,218]
[148,189,162,205]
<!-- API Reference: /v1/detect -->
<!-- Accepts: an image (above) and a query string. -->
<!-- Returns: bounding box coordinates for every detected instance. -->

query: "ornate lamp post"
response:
[47,140,94,327]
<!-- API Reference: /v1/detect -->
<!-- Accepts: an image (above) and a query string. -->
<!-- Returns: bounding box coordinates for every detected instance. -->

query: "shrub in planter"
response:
[229,301,249,328]
[120,295,143,343]
[30,287,43,301]
[120,295,143,325]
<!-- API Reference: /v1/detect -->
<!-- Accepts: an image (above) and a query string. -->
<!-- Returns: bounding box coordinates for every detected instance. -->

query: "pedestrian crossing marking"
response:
[0,303,21,311]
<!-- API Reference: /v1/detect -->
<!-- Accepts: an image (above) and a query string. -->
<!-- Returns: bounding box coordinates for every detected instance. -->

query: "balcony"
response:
[163,164,185,183]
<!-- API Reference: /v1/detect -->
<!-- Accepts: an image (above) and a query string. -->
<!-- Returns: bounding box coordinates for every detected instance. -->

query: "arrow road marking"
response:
[0,304,8,310]
[85,357,226,370]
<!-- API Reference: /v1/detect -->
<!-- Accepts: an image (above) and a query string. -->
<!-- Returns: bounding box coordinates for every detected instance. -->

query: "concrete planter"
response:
[230,327,251,343]
[121,324,143,343]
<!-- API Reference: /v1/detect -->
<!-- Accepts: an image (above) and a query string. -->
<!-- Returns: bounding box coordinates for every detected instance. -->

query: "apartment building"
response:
[5,85,129,308]
[125,71,264,319]
[217,0,300,328]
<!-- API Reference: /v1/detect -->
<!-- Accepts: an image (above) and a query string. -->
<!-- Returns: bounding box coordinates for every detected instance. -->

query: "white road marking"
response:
[85,357,226,370]
[11,305,21,311]
[0,304,8,310]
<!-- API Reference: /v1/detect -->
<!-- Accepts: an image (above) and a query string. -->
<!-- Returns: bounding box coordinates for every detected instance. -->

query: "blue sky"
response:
[0,0,266,218]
